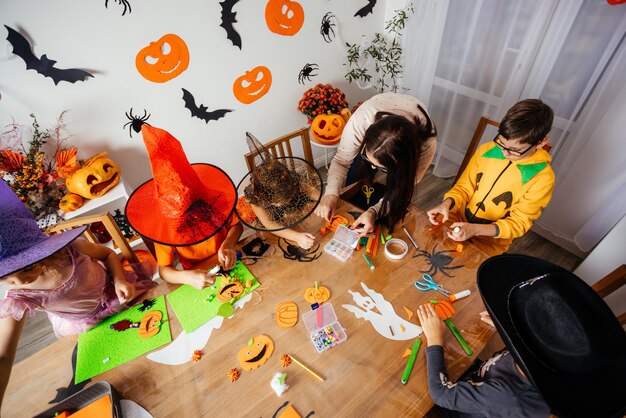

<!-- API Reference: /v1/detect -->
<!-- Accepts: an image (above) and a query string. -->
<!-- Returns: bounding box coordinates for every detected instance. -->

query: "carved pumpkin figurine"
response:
[265,0,305,36]
[217,279,244,302]
[135,34,190,83]
[238,335,275,371]
[65,152,121,199]
[303,284,331,304]
[233,66,272,104]
[59,193,84,213]
[311,114,345,145]
[276,301,298,328]
[138,310,162,338]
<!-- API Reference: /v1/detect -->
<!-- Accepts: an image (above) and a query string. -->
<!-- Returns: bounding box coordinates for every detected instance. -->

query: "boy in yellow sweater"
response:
[427,99,554,255]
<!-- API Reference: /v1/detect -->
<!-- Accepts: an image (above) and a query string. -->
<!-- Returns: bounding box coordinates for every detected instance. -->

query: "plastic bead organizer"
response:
[323,224,359,262]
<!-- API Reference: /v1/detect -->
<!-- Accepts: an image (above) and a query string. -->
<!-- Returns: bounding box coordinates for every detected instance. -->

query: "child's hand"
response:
[427,200,451,225]
[185,270,216,290]
[114,280,136,304]
[447,222,472,241]
[479,311,494,327]
[351,208,376,236]
[218,245,237,270]
[417,304,445,346]
[296,233,316,249]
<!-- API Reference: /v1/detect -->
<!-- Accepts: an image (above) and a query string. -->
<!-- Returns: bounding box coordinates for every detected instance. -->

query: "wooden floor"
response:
[14,167,583,363]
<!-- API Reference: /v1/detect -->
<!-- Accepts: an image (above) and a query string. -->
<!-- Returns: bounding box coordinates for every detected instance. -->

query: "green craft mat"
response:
[75,295,171,384]
[166,261,260,333]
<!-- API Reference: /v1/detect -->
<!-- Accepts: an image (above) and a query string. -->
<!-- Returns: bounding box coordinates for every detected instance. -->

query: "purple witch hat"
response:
[0,180,87,278]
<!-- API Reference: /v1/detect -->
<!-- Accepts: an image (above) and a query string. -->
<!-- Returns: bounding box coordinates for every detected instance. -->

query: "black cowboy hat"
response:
[478,254,626,418]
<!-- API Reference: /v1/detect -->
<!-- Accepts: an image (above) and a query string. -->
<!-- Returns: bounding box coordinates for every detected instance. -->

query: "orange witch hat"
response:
[125,124,236,246]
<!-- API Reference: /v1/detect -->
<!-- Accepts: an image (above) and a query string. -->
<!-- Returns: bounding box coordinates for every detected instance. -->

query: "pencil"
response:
[288,355,325,382]
[402,226,419,250]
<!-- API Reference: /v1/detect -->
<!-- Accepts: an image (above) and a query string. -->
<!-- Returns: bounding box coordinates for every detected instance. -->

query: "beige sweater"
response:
[325,93,437,215]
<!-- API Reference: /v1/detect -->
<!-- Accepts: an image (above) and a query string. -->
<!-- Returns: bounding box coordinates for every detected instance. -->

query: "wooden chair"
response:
[592,264,626,325]
[455,116,552,183]
[244,127,314,171]
[48,212,139,264]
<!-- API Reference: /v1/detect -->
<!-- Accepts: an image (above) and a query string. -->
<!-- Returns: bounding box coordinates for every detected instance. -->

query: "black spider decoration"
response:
[278,238,322,262]
[112,209,136,238]
[137,298,156,312]
[123,108,151,138]
[105,0,132,16]
[413,245,464,278]
[298,63,319,84]
[320,12,336,43]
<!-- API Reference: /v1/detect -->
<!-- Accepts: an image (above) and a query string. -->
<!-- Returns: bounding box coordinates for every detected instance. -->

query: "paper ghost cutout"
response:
[355,0,377,17]
[219,0,242,49]
[342,282,422,340]
[181,88,232,124]
[5,25,94,85]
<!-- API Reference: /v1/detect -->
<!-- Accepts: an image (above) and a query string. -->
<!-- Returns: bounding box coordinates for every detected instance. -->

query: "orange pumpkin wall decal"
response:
[238,335,274,371]
[65,152,121,199]
[135,34,190,83]
[265,0,305,36]
[276,301,298,328]
[233,66,272,104]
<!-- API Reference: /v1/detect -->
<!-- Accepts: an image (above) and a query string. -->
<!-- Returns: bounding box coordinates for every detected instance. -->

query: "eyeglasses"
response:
[360,147,388,173]
[492,134,535,157]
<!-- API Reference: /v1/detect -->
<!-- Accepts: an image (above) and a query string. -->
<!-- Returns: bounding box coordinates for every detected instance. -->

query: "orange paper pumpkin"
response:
[303,285,330,304]
[65,152,121,199]
[233,66,272,104]
[429,299,456,320]
[135,34,190,83]
[217,280,244,302]
[276,302,298,328]
[59,193,84,212]
[138,311,162,338]
[311,114,345,145]
[265,0,305,36]
[238,335,274,371]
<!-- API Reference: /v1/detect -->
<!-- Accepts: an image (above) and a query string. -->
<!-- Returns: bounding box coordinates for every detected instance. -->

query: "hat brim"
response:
[478,254,626,418]
[235,157,323,232]
[0,225,87,278]
[125,164,236,246]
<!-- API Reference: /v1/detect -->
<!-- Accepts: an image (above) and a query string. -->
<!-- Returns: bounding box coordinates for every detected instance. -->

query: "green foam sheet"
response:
[75,295,171,384]
[166,261,260,333]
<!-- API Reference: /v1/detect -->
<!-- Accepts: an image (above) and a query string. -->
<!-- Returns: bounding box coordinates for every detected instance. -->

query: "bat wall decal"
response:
[105,0,132,16]
[5,25,94,85]
[220,0,242,49]
[355,0,377,17]
[181,89,232,124]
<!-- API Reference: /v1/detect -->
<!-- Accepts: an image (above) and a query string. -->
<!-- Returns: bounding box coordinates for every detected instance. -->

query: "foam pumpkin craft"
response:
[276,302,298,328]
[233,66,272,104]
[65,152,121,199]
[265,0,305,36]
[303,284,330,304]
[217,279,244,302]
[238,335,274,371]
[135,34,190,83]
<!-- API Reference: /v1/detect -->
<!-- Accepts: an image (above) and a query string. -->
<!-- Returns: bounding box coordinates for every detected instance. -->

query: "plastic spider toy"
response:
[413,245,464,278]
[320,12,336,43]
[298,63,319,85]
[137,298,156,312]
[123,108,151,137]
[278,239,322,262]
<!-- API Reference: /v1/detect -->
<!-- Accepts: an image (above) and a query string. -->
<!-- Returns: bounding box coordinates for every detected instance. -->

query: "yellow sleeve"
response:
[153,243,175,267]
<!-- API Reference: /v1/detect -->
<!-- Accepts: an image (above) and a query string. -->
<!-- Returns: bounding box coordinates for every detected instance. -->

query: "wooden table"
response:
[4,202,495,417]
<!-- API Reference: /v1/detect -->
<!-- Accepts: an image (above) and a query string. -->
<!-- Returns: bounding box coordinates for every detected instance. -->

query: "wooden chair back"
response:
[455,116,552,183]
[244,127,314,171]
[592,264,626,325]
[48,212,139,264]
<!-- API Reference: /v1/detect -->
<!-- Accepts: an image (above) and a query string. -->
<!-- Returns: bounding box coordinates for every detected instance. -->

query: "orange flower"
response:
[0,149,26,172]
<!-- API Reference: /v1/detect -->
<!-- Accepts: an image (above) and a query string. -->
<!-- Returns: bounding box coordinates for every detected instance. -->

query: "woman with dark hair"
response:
[316,93,437,234]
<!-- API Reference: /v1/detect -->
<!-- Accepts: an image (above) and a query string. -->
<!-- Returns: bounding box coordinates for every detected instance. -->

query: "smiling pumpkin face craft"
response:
[136,34,190,83]
[65,152,121,199]
[238,335,274,371]
[233,66,272,104]
[265,0,305,36]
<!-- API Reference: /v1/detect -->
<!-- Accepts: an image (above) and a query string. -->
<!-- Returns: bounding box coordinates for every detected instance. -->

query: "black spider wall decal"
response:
[413,245,464,278]
[278,238,322,262]
[123,108,151,138]
[320,12,336,43]
[105,0,132,16]
[137,298,156,312]
[298,63,319,84]
[112,209,136,239]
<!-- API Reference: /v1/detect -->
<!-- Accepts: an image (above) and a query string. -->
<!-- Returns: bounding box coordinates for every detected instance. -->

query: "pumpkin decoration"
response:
[280,354,292,367]
[233,66,272,104]
[217,279,244,302]
[311,113,345,145]
[303,283,331,304]
[138,311,162,338]
[429,299,455,320]
[59,193,83,212]
[66,152,121,199]
[265,0,305,36]
[276,301,298,328]
[238,335,274,371]
[135,34,190,83]
[320,214,349,235]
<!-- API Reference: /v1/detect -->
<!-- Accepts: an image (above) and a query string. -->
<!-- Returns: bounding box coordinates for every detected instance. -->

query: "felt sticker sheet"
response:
[166,261,260,333]
[75,295,171,384]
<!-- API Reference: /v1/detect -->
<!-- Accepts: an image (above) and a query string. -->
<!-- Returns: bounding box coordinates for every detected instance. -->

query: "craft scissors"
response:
[361,185,374,204]
[414,274,452,298]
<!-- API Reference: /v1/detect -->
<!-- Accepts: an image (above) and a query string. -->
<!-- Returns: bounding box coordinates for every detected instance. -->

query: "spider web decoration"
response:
[413,245,464,278]
[235,133,323,232]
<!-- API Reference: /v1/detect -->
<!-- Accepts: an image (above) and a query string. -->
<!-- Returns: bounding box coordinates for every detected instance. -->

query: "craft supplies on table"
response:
[384,238,409,260]
[402,226,420,250]
[324,224,359,262]
[302,303,347,353]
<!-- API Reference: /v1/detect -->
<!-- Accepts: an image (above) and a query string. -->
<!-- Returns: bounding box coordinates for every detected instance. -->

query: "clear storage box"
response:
[302,303,347,353]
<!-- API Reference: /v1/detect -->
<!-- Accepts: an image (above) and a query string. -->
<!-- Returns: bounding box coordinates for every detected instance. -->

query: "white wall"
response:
[0,0,382,190]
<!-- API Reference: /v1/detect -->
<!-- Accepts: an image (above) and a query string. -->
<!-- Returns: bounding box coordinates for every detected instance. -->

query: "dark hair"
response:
[500,99,554,145]
[359,107,436,231]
